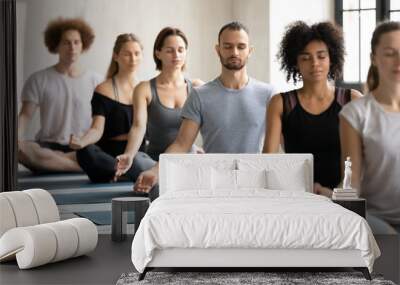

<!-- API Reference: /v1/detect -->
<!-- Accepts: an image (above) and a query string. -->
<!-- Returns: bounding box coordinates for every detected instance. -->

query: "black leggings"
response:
[76,140,155,184]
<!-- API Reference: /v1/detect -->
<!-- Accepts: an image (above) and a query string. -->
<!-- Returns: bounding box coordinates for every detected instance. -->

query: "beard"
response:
[219,55,247,71]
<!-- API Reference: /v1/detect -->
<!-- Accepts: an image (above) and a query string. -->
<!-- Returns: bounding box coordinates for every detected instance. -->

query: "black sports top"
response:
[281,87,351,189]
[91,91,132,142]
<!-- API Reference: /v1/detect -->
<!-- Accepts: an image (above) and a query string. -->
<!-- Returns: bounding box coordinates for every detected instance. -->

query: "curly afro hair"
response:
[277,21,344,84]
[44,17,95,54]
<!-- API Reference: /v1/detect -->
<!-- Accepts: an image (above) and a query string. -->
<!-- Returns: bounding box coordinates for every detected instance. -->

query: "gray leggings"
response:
[76,142,155,184]
[366,213,400,234]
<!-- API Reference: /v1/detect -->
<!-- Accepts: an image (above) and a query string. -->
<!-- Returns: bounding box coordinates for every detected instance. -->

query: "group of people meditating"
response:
[18,18,400,234]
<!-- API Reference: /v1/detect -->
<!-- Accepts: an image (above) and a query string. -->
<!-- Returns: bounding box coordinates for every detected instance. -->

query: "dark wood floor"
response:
[1,234,398,284]
[0,235,133,285]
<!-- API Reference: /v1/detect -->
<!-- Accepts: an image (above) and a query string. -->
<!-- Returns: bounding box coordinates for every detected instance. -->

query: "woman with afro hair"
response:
[263,21,362,197]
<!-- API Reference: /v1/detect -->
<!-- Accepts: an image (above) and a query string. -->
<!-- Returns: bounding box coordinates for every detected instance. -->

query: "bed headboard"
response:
[159,154,313,195]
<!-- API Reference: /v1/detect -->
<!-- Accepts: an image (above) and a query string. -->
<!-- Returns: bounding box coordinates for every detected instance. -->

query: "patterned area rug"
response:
[116,271,395,285]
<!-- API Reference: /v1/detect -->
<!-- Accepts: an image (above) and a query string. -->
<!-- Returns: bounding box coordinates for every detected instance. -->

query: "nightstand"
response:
[332,198,366,218]
[111,197,150,242]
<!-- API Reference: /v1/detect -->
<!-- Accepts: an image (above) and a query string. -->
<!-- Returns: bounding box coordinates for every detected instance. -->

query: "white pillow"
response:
[266,166,307,191]
[212,168,237,190]
[237,158,309,192]
[167,163,212,192]
[236,169,268,189]
[211,169,268,190]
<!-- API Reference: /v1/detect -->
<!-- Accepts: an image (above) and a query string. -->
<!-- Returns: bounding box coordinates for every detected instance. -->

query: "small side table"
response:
[112,197,150,242]
[332,198,366,218]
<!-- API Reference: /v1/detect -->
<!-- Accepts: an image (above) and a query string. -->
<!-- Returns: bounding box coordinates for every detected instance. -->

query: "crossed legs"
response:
[18,141,81,173]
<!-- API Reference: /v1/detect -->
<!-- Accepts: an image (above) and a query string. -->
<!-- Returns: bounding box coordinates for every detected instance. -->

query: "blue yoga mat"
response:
[17,171,90,190]
[52,190,134,205]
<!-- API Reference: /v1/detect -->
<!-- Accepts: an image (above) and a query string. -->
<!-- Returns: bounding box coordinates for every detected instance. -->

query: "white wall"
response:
[232,0,270,82]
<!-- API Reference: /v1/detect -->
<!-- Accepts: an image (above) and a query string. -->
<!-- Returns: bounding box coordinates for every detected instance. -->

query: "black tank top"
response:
[281,87,351,189]
[91,92,132,141]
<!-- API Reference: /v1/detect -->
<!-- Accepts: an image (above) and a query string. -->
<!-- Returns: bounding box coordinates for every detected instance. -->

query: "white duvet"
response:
[131,190,380,273]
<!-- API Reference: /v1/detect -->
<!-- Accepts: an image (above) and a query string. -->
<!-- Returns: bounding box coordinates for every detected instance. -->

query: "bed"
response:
[131,154,380,280]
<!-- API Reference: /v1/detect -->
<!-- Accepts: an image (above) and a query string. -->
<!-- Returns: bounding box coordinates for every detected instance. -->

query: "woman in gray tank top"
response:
[115,27,203,178]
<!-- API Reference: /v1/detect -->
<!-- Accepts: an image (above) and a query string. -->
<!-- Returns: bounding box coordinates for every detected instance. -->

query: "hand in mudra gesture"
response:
[69,135,85,150]
[114,154,133,181]
[134,169,158,193]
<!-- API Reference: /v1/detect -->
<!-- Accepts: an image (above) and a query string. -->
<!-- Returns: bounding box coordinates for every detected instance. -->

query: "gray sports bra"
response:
[146,77,193,160]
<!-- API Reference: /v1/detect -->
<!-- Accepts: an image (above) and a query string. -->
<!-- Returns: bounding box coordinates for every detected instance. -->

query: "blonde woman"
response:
[70,34,155,183]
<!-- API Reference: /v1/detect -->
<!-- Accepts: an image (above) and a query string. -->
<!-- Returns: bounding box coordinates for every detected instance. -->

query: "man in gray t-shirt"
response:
[134,21,275,193]
[182,77,274,153]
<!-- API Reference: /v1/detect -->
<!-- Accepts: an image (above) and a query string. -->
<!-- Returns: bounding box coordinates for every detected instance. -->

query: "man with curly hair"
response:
[18,17,102,173]
[263,21,362,197]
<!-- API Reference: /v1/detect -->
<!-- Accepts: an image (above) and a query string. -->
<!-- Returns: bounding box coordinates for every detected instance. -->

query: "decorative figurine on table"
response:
[333,157,358,199]
[343,156,352,190]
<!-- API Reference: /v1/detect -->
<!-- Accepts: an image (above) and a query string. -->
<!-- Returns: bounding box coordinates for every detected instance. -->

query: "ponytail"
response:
[366,64,379,92]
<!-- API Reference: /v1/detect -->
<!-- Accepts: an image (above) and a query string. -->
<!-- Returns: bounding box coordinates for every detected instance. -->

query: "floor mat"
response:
[116,271,395,285]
